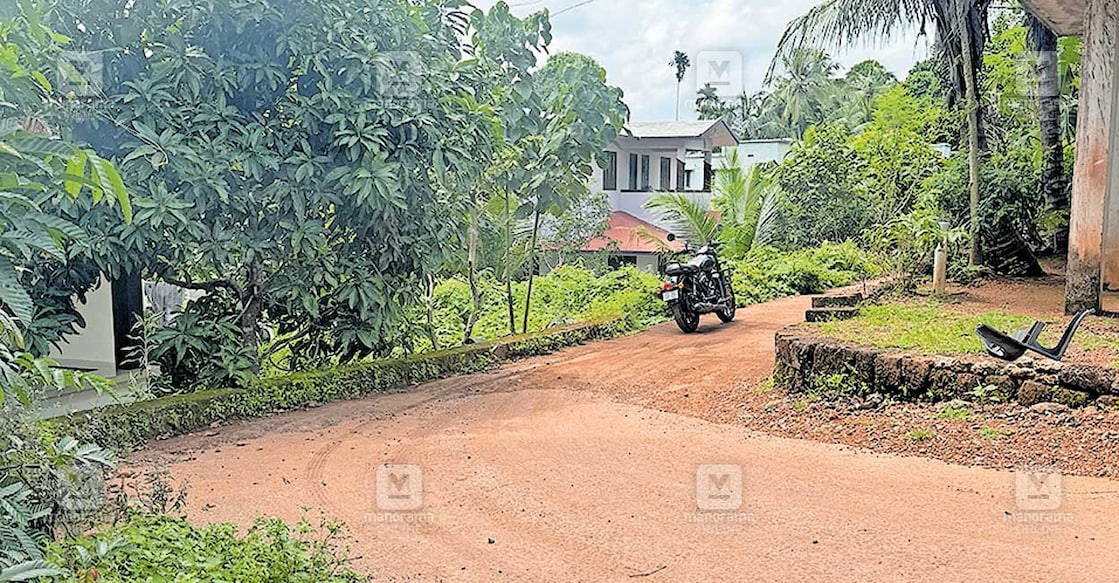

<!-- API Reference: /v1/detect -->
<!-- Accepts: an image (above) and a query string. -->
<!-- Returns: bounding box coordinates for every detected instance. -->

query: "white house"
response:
[588,119,738,230]
[581,119,739,270]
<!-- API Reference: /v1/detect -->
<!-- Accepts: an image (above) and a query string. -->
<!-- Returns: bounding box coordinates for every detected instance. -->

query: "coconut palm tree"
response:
[771,0,992,146]
[641,151,779,252]
[669,50,690,121]
[695,83,724,120]
[772,48,838,138]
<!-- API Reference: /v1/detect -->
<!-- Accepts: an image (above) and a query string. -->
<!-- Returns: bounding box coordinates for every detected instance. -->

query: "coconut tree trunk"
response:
[933,0,991,151]
[1030,15,1069,252]
[959,2,983,267]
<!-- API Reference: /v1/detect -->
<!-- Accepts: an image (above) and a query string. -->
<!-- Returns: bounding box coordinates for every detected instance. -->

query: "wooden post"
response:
[1066,0,1116,314]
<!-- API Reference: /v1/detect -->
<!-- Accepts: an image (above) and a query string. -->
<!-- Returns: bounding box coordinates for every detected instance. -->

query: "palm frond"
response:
[633,226,674,255]
[767,0,932,81]
[642,192,719,245]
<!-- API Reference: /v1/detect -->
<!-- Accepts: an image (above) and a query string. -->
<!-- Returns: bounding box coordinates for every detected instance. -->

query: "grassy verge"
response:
[816,300,1119,365]
[55,318,629,452]
[816,302,1031,355]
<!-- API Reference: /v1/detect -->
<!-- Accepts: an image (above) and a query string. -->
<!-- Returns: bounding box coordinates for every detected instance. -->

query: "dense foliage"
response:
[47,514,366,582]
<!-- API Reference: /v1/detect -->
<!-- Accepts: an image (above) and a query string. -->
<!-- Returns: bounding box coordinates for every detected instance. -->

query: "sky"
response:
[474,0,931,122]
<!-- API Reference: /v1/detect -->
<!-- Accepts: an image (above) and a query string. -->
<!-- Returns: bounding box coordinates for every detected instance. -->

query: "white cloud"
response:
[476,0,931,121]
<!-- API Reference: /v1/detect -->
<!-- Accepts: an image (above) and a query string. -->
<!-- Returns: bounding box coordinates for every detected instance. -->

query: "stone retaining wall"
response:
[774,326,1117,408]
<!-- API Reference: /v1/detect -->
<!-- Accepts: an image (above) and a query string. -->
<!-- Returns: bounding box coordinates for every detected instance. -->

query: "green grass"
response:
[818,302,1032,355]
[978,426,1010,440]
[903,428,934,441]
[937,406,975,420]
[818,300,1119,362]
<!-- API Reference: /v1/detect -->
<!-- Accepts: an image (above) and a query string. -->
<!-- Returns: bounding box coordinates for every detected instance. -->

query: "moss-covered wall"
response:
[775,326,1114,407]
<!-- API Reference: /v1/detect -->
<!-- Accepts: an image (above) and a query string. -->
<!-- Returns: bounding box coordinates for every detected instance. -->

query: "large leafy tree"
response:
[504,51,627,333]
[57,0,486,377]
[0,9,125,579]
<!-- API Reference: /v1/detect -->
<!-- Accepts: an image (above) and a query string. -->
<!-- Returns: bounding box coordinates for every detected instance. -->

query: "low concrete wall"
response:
[774,326,1117,408]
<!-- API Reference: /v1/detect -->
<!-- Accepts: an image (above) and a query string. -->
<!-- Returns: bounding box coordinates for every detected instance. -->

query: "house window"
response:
[628,153,639,190]
[684,169,694,189]
[602,151,617,191]
[659,157,672,191]
[639,155,650,191]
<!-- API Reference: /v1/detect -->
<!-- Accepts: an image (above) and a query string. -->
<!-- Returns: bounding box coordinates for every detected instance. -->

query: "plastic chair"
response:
[975,309,1095,362]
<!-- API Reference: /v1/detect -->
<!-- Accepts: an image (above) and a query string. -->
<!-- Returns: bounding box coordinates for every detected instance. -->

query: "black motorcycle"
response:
[654,234,736,333]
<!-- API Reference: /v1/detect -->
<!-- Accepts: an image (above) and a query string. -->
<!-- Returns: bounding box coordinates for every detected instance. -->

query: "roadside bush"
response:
[47,513,365,582]
[730,242,876,305]
[417,265,664,350]
[60,318,628,451]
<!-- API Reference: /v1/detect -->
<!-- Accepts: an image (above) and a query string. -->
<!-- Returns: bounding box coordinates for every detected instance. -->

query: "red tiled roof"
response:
[583,211,684,254]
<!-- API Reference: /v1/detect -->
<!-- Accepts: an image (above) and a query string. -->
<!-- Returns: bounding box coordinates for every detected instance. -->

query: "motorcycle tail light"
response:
[663,282,673,290]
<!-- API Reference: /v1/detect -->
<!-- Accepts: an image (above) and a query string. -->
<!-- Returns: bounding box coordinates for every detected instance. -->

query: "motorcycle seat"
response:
[666,263,699,276]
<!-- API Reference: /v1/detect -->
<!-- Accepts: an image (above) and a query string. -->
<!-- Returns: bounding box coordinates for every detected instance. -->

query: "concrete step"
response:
[812,293,863,309]
[805,307,860,323]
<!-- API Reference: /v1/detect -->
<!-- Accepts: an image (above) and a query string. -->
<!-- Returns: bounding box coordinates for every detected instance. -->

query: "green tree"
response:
[833,59,897,128]
[771,48,838,138]
[669,50,690,121]
[0,8,125,578]
[512,51,627,333]
[60,0,487,379]
[695,83,725,120]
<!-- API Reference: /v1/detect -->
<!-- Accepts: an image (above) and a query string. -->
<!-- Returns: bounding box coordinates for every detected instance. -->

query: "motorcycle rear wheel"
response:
[717,284,737,323]
[673,303,700,333]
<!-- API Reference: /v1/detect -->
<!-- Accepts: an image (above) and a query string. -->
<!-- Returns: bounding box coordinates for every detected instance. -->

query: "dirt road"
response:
[130,295,1119,581]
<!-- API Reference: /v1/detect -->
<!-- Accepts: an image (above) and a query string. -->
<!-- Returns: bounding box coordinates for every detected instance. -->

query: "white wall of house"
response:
[48,277,117,377]
[711,140,793,170]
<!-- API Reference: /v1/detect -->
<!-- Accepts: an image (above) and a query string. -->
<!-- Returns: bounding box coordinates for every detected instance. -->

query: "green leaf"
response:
[0,560,64,582]
[0,258,33,329]
[64,149,87,198]
[90,154,132,222]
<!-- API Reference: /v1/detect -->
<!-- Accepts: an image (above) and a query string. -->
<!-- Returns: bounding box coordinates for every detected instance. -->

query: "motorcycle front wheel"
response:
[673,303,700,333]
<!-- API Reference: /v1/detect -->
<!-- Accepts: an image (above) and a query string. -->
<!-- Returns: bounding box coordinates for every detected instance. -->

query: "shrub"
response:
[417,265,664,350]
[47,513,365,582]
[729,242,877,305]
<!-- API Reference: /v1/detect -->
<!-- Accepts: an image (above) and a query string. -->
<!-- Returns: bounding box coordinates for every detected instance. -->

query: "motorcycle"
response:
[654,234,737,333]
